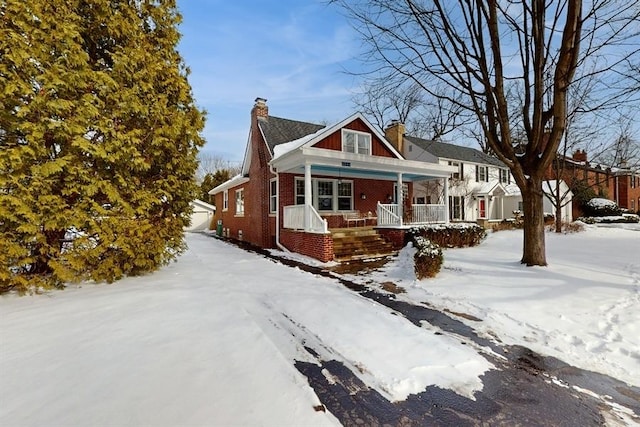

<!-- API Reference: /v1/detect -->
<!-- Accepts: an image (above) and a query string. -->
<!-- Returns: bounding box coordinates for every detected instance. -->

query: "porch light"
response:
[360,192,366,200]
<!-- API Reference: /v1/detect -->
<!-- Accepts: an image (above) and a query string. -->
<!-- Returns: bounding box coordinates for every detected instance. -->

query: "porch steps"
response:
[331,227,396,262]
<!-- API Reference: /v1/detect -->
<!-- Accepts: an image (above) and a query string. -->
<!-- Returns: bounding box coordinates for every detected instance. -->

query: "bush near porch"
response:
[407,223,486,248]
[412,236,443,279]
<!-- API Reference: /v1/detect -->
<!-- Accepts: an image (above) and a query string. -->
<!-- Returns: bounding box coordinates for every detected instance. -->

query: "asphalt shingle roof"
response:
[258,116,325,155]
[405,135,506,167]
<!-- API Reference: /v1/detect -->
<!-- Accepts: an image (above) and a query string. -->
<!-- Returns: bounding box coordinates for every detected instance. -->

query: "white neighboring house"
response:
[384,122,572,223]
[185,199,216,232]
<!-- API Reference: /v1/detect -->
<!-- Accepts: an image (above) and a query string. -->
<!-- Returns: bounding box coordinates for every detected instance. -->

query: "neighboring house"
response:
[209,98,457,262]
[185,199,216,232]
[546,150,640,216]
[385,121,573,223]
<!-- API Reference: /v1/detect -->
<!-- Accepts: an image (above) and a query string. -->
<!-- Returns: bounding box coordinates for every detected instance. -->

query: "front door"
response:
[479,199,486,219]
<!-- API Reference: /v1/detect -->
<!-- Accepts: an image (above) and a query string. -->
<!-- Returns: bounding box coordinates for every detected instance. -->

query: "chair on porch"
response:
[343,211,366,227]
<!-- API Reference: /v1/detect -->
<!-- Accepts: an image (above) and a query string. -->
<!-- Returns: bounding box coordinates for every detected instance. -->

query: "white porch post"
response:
[443,177,450,224]
[397,173,403,227]
[304,163,312,231]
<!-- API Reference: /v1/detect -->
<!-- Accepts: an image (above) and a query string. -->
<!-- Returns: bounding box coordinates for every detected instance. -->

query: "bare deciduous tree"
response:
[196,153,241,183]
[332,0,640,265]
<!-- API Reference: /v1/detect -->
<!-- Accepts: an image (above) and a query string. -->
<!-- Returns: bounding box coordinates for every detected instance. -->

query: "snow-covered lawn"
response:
[1,224,638,426]
[364,223,640,388]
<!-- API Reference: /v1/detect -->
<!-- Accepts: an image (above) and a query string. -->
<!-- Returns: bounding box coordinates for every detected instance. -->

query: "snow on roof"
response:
[191,199,216,211]
[208,174,250,195]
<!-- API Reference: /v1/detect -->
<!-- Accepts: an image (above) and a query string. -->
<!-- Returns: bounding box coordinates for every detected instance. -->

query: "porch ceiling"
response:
[271,146,457,182]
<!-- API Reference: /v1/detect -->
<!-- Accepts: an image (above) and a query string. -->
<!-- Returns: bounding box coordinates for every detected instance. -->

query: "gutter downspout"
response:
[269,164,289,253]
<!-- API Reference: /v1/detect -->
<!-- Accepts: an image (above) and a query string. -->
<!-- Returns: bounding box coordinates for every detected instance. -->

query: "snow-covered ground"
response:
[1,224,638,426]
[362,223,640,389]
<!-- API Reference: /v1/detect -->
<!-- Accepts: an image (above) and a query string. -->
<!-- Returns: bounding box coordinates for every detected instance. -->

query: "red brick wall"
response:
[280,230,334,262]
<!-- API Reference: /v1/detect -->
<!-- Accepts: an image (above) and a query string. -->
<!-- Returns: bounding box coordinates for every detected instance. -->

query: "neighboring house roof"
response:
[191,199,216,212]
[406,135,505,168]
[258,116,326,156]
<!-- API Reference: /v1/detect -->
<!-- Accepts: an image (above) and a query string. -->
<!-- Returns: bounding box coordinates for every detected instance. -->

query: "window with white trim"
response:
[235,188,244,215]
[223,190,228,211]
[269,179,277,213]
[448,161,462,179]
[337,181,353,211]
[342,129,371,155]
[317,180,334,211]
[499,169,510,184]
[295,179,305,205]
[449,196,465,220]
[294,177,353,212]
[476,165,488,182]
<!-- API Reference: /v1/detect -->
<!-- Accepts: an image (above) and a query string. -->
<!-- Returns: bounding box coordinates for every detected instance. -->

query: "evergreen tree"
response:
[0,0,205,292]
[199,169,232,203]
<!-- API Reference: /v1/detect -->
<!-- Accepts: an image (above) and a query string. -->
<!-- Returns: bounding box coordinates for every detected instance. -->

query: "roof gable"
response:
[273,113,403,160]
[406,135,505,167]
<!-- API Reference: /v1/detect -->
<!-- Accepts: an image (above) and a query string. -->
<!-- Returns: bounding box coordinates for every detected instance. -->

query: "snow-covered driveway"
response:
[1,234,491,427]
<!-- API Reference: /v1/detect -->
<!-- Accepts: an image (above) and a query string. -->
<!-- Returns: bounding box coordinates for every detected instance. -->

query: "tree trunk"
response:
[555,197,563,233]
[554,180,563,233]
[521,179,547,266]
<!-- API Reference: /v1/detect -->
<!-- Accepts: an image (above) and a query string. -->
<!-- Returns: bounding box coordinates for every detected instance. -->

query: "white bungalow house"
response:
[384,121,573,223]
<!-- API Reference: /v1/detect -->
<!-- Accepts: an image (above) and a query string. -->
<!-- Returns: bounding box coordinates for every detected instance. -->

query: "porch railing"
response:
[412,204,446,224]
[377,203,446,226]
[283,205,328,233]
[377,203,401,226]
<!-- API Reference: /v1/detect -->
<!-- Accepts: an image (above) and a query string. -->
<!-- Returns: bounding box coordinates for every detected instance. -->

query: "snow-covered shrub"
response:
[577,214,639,224]
[545,221,585,233]
[412,236,443,279]
[583,198,622,217]
[408,223,486,248]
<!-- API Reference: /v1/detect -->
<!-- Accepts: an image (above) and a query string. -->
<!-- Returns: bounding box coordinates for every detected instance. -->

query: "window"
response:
[295,179,305,205]
[518,201,524,211]
[294,177,353,212]
[449,196,465,220]
[414,196,426,204]
[317,180,333,211]
[235,189,244,215]
[499,169,510,184]
[337,181,353,210]
[342,129,371,155]
[631,175,637,189]
[448,161,462,179]
[223,190,228,211]
[476,165,488,182]
[269,179,277,213]
[631,198,636,212]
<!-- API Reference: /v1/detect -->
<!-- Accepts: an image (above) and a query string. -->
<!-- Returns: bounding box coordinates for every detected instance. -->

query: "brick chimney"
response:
[252,97,268,120]
[573,149,587,162]
[384,120,406,155]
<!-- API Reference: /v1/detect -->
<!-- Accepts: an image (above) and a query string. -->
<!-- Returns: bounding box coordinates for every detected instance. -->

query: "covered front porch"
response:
[273,146,458,234]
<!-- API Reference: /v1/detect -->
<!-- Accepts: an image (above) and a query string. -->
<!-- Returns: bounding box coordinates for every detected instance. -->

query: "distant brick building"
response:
[545,150,640,216]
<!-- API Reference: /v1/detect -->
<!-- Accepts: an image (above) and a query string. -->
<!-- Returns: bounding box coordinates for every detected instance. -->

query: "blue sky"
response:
[177,1,362,164]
